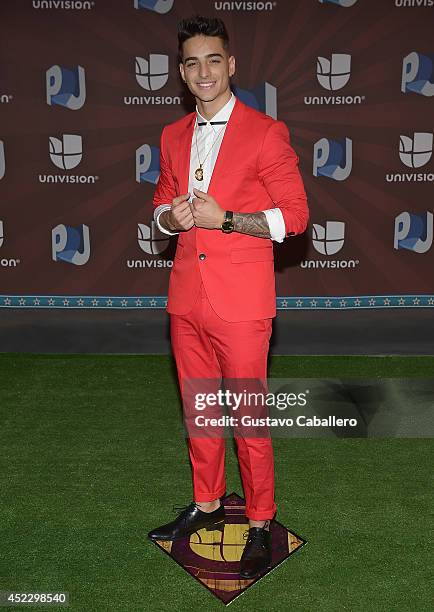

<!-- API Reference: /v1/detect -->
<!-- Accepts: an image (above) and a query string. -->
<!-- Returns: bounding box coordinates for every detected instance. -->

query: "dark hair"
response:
[178,15,229,58]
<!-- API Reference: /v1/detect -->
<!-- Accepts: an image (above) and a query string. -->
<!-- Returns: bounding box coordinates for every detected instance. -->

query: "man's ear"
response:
[228,55,236,78]
[179,62,186,83]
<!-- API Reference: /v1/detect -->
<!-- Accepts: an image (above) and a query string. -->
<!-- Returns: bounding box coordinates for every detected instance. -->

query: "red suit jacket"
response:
[153,97,309,322]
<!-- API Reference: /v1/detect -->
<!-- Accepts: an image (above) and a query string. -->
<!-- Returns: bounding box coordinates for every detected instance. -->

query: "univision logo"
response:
[300,221,359,269]
[39,135,98,184]
[124,55,181,106]
[214,1,276,9]
[304,54,365,106]
[126,222,173,268]
[0,221,21,268]
[395,0,434,6]
[386,132,434,182]
[33,1,95,8]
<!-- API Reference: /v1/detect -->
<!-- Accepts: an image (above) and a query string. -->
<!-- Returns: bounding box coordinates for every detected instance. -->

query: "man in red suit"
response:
[148,15,309,578]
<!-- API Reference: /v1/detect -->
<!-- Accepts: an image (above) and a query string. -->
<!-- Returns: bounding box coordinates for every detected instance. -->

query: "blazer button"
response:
[198,253,206,260]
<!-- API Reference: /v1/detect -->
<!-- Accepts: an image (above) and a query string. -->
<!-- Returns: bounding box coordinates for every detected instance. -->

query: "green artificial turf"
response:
[0,354,432,611]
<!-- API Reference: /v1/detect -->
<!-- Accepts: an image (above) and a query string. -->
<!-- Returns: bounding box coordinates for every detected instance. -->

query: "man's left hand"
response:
[191,188,225,230]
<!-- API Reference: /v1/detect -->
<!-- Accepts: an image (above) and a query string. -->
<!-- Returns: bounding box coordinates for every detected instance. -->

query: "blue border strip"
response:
[0,295,433,309]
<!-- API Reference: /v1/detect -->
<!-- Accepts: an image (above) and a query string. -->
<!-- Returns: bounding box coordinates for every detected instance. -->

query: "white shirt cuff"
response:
[154,204,179,236]
[262,208,286,243]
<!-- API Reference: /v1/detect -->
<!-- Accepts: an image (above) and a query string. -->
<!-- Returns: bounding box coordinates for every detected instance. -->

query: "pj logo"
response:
[233,83,277,119]
[134,0,173,12]
[52,224,91,265]
[401,52,434,97]
[136,145,160,184]
[394,212,433,254]
[318,0,358,6]
[313,138,352,181]
[46,65,86,109]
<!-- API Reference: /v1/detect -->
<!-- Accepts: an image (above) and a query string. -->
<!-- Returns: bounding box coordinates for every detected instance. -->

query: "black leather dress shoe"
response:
[239,527,272,579]
[148,502,225,541]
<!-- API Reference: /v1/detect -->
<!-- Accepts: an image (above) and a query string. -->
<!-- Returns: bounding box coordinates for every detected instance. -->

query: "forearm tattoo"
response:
[232,212,271,239]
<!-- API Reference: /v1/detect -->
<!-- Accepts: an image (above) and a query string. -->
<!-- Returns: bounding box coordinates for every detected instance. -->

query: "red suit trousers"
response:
[170,281,276,521]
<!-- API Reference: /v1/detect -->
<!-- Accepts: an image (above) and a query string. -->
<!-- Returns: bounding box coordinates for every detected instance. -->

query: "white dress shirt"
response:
[154,92,286,242]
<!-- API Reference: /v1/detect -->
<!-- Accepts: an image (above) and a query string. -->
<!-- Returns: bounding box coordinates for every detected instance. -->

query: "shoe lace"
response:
[243,528,266,549]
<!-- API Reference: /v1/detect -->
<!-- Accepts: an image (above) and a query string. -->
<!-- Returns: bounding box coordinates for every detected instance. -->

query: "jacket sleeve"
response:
[153,126,177,210]
[257,121,309,237]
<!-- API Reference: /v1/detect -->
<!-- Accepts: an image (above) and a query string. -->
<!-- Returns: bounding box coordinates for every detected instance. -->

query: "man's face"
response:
[179,35,235,104]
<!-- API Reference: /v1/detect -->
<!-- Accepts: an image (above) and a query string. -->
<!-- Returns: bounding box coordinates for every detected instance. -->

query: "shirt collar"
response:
[196,92,236,128]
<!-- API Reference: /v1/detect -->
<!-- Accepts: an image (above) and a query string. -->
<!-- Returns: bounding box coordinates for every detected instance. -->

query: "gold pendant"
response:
[195,167,204,181]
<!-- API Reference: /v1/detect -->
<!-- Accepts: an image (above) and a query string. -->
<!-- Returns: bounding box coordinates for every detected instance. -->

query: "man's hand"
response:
[161,193,194,232]
[191,188,225,230]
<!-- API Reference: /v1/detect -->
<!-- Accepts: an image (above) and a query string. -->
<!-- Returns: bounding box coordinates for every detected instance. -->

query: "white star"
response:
[281,299,288,308]
[325,299,332,307]
[19,298,26,306]
[150,298,157,307]
[354,299,361,307]
[383,298,390,306]
[296,299,303,307]
[310,299,317,307]
[33,298,40,306]
[135,299,142,306]
[413,297,420,305]
[340,299,347,307]
[398,297,405,306]
[63,299,69,306]
[4,298,11,306]
[48,298,55,306]
[428,297,434,306]
[77,299,84,306]
[369,298,376,306]
[121,299,128,307]
[92,299,99,307]
[163,299,168,307]
[106,299,113,307]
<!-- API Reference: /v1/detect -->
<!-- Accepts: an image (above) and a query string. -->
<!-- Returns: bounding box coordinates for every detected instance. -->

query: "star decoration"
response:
[19,298,26,306]
[354,299,361,307]
[106,299,113,307]
[383,298,391,306]
[121,299,128,307]
[398,298,405,306]
[92,299,99,306]
[33,298,40,306]
[369,298,376,306]
[325,299,332,307]
[413,297,420,305]
[150,298,157,307]
[48,298,55,306]
[310,299,317,307]
[135,299,142,306]
[4,298,11,306]
[63,299,69,306]
[77,299,84,307]
[296,299,303,307]
[339,299,347,307]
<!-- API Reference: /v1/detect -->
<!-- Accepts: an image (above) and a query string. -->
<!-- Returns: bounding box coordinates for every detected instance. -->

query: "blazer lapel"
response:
[177,113,195,194]
[207,98,245,194]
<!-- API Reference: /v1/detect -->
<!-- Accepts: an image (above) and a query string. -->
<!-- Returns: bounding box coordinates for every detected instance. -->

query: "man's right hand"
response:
[160,194,194,232]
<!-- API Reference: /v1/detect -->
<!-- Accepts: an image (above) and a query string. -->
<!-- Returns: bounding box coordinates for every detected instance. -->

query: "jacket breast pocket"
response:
[230,247,274,264]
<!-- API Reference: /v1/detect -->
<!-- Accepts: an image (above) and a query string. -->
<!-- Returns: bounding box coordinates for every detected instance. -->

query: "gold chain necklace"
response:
[194,120,226,181]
